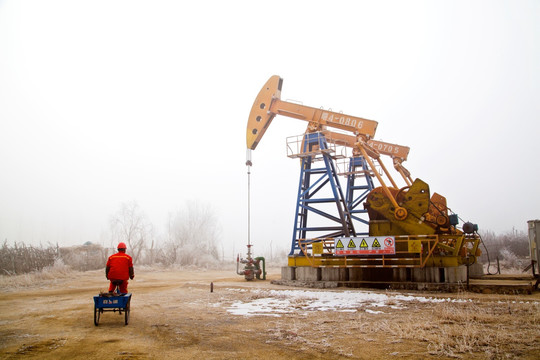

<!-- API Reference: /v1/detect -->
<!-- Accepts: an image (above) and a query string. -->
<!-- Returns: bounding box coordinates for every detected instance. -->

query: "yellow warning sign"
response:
[408,240,422,253]
[359,238,368,248]
[372,238,381,248]
[347,239,356,248]
[312,242,323,254]
[336,239,344,249]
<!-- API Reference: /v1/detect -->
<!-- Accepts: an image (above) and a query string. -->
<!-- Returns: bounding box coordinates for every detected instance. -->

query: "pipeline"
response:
[254,257,266,280]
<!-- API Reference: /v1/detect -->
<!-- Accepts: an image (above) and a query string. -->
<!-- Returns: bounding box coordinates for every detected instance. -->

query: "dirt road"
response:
[1,267,539,359]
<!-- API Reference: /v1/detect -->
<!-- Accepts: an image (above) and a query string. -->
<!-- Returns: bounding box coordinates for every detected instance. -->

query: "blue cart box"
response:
[93,293,132,326]
[94,293,132,308]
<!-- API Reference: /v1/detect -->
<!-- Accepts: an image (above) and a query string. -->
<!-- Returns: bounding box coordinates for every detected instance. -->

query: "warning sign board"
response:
[312,242,323,254]
[334,236,396,255]
[408,240,422,253]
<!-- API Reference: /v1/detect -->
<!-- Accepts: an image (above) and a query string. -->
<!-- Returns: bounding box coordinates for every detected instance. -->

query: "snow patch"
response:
[226,289,472,317]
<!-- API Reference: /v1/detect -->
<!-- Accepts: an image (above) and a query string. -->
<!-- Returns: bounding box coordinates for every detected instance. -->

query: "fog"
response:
[1,1,539,256]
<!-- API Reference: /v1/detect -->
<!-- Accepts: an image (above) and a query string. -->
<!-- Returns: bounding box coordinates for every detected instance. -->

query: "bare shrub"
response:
[499,248,528,272]
[59,243,108,271]
[479,229,530,273]
[156,240,180,266]
[139,239,160,265]
[0,241,57,275]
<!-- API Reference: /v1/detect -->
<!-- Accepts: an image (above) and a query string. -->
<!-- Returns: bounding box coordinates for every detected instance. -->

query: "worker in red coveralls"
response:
[105,242,134,294]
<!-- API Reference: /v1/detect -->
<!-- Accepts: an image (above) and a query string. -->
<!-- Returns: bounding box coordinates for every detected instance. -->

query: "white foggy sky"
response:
[0,1,539,253]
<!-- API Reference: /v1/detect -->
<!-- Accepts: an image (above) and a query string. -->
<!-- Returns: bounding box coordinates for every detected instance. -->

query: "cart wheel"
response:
[94,306,101,326]
[124,299,131,325]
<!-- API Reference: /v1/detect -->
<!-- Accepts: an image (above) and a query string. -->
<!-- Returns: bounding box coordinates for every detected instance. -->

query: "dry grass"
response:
[365,299,540,359]
[0,262,74,290]
[257,293,540,359]
[265,317,355,358]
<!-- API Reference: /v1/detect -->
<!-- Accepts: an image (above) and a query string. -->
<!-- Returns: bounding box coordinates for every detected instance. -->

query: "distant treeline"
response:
[0,228,532,276]
[0,241,224,275]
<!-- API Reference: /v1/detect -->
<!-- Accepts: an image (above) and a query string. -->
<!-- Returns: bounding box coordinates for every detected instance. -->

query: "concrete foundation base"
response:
[274,266,535,294]
[321,267,349,281]
[281,266,296,280]
[295,266,320,281]
[287,265,468,284]
[469,262,484,278]
[444,266,467,283]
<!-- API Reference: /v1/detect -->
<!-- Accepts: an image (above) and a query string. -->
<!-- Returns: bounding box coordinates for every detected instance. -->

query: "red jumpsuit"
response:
[106,252,134,293]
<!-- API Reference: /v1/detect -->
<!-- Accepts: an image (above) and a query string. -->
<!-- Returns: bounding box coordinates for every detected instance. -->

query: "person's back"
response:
[106,242,134,294]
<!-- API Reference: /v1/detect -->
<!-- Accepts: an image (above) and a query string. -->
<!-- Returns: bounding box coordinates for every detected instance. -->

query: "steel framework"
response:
[289,133,356,255]
[345,156,375,235]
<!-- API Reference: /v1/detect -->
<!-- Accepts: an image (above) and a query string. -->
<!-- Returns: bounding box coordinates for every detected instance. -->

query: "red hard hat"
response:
[117,242,127,250]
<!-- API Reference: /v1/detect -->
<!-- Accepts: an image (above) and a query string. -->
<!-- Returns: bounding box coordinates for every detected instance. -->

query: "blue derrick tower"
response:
[345,156,375,236]
[289,132,376,256]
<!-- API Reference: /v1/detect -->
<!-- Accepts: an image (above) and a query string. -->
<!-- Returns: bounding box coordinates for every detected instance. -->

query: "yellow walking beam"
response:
[246,75,378,150]
[317,130,412,187]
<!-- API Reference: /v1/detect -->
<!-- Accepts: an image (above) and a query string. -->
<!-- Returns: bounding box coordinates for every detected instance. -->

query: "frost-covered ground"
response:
[226,288,472,316]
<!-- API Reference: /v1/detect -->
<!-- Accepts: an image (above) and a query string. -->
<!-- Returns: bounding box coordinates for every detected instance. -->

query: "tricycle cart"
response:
[93,292,132,326]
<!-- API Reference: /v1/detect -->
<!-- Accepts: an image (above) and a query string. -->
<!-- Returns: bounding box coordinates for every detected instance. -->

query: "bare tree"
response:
[109,201,154,264]
[166,200,221,266]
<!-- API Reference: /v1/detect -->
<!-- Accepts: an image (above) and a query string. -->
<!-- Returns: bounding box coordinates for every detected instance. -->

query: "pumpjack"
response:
[246,76,480,271]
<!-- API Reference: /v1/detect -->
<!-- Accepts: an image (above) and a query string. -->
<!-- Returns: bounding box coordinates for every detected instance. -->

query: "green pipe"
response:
[254,257,266,280]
